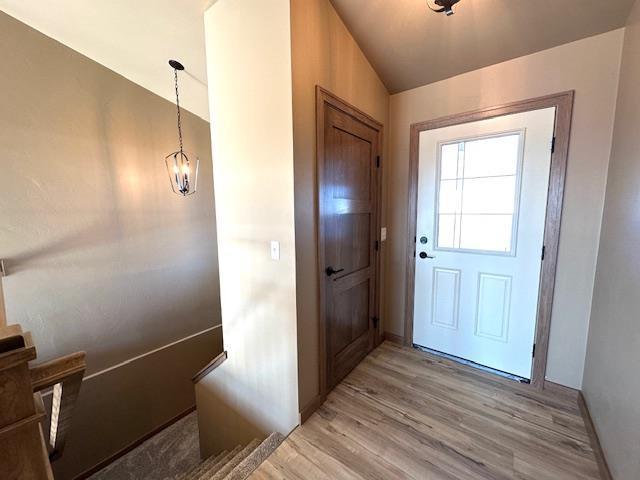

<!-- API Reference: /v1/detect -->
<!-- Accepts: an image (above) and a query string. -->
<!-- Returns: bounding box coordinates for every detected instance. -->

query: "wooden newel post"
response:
[0,325,54,479]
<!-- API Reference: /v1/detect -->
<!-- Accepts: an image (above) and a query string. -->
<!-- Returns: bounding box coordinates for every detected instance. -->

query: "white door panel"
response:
[412,108,556,379]
[475,273,512,343]
[431,268,461,330]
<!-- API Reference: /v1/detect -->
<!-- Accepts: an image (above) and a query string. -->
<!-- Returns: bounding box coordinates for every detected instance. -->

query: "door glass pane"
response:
[437,214,457,248]
[459,214,514,252]
[462,177,516,214]
[464,134,520,178]
[436,133,522,254]
[438,179,460,214]
[440,143,460,180]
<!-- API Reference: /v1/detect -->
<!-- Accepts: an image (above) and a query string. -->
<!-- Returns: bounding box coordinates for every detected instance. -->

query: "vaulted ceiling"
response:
[331,0,635,94]
[2,0,635,112]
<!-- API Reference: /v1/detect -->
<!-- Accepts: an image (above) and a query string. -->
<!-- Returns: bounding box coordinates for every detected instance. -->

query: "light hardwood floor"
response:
[250,342,602,480]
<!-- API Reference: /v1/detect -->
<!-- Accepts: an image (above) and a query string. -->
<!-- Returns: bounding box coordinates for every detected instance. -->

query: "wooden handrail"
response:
[192,351,227,383]
[30,351,86,391]
[30,351,87,460]
[0,267,86,458]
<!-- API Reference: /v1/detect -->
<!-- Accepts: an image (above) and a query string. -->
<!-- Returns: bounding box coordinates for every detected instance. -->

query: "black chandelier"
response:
[427,0,461,16]
[165,59,199,196]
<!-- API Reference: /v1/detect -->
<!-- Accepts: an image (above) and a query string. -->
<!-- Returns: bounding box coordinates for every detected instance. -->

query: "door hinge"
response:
[551,136,556,153]
[376,155,381,168]
[541,245,546,261]
[532,343,536,358]
[372,317,380,328]
[375,240,379,251]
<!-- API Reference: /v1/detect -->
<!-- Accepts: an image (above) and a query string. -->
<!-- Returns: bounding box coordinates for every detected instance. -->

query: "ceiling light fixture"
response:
[427,0,461,16]
[165,59,199,196]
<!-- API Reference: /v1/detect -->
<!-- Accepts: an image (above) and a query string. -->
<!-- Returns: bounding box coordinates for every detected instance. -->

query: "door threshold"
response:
[413,344,530,384]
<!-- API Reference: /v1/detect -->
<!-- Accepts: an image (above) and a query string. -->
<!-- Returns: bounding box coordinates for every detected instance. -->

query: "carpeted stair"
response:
[181,432,285,480]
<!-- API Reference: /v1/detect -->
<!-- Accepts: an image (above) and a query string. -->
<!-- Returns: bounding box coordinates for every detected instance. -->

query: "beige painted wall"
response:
[290,0,390,412]
[52,328,222,478]
[196,0,299,457]
[583,2,640,478]
[0,12,222,478]
[386,29,624,389]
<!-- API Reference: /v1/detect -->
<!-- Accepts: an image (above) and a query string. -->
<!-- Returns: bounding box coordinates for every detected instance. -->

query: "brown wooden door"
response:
[317,88,382,391]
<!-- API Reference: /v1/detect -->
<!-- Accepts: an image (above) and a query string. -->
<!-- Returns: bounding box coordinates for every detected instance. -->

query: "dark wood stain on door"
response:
[316,87,383,395]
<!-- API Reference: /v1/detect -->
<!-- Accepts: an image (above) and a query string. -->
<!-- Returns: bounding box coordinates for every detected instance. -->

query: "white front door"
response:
[412,108,556,379]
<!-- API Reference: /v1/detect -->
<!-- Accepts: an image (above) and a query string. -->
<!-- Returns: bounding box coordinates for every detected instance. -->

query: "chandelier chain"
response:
[174,67,184,154]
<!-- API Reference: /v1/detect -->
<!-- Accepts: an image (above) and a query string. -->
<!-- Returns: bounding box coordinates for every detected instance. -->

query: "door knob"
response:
[419,252,435,259]
[325,266,345,276]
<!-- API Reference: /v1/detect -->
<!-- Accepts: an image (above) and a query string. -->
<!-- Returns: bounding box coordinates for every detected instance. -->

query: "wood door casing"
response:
[404,91,574,390]
[317,87,383,393]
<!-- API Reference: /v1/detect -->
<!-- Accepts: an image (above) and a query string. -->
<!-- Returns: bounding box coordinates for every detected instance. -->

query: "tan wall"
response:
[0,12,222,478]
[583,2,640,478]
[386,29,624,389]
[196,0,299,457]
[290,0,390,411]
[52,328,222,478]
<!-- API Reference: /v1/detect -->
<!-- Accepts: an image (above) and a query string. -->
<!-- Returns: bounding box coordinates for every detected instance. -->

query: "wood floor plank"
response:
[349,360,596,465]
[329,384,516,478]
[367,346,591,444]
[323,395,505,480]
[249,461,284,480]
[250,342,602,480]
[294,411,412,480]
[285,433,365,480]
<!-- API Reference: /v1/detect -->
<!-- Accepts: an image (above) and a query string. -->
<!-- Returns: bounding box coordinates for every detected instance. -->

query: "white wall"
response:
[386,29,624,389]
[0,0,210,120]
[583,1,640,477]
[195,0,299,456]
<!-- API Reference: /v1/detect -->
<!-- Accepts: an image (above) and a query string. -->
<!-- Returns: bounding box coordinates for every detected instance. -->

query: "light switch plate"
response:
[270,240,280,260]
[381,227,387,241]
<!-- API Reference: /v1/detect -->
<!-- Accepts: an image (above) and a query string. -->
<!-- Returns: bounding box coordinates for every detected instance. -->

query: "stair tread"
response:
[195,445,243,480]
[182,450,228,480]
[225,433,285,480]
[183,444,242,480]
[209,439,261,480]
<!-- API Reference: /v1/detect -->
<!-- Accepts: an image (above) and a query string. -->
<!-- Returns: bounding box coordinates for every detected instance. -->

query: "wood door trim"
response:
[403,91,574,390]
[316,86,384,399]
